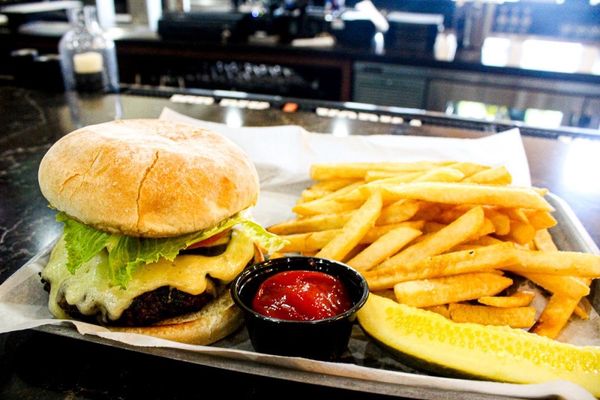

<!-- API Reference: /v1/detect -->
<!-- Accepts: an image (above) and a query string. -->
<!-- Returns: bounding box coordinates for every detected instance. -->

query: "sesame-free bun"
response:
[112,289,243,345]
[39,119,259,237]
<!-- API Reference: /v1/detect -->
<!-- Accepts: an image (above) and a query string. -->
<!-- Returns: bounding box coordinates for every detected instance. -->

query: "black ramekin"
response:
[230,256,369,361]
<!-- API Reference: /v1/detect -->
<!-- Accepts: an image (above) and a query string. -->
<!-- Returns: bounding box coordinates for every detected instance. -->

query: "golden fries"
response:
[377,200,421,225]
[479,208,508,234]
[518,273,590,299]
[526,211,557,230]
[269,212,354,235]
[446,162,489,177]
[393,272,513,308]
[463,166,512,185]
[373,182,554,211]
[316,191,382,261]
[508,249,600,277]
[310,178,359,191]
[310,161,452,180]
[502,220,536,245]
[448,303,536,328]
[365,243,517,291]
[532,294,580,339]
[279,221,424,253]
[378,206,485,270]
[364,170,421,182]
[268,160,599,340]
[347,226,422,272]
[425,304,451,318]
[478,291,535,308]
[533,229,558,252]
[293,182,363,216]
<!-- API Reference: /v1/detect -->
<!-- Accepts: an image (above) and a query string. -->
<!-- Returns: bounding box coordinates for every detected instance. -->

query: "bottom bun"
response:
[111,289,243,345]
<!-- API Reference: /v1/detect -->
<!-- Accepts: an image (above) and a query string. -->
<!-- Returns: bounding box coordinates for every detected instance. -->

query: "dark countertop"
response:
[1,85,599,399]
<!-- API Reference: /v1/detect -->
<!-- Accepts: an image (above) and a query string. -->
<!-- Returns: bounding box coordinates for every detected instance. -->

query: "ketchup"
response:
[251,270,352,321]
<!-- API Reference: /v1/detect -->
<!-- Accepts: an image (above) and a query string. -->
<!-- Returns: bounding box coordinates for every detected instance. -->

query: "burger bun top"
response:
[38,119,259,237]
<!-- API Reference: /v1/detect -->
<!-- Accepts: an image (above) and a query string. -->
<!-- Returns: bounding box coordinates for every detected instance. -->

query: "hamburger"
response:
[38,119,282,344]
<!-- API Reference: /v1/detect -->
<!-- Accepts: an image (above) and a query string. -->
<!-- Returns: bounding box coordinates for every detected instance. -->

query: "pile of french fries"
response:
[268,161,599,339]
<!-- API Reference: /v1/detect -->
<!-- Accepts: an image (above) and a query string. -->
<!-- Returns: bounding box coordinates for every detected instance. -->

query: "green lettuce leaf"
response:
[56,212,286,288]
[238,219,288,254]
[56,213,111,273]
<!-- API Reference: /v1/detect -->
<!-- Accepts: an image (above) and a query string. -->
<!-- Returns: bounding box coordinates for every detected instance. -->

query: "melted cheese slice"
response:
[42,230,254,322]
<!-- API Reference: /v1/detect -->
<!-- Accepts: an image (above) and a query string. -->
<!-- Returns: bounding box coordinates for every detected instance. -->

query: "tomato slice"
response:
[186,229,231,249]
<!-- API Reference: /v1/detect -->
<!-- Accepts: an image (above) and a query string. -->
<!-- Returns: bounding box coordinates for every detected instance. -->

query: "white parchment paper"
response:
[0,108,597,400]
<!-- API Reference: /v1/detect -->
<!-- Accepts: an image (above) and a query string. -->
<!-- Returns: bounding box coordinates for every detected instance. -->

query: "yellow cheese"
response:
[42,230,254,321]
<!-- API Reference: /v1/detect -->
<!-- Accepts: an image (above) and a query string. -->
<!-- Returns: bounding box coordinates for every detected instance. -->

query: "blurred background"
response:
[0,0,599,131]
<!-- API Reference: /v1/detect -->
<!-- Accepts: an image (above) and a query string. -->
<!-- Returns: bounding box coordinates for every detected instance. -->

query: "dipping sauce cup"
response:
[230,256,369,361]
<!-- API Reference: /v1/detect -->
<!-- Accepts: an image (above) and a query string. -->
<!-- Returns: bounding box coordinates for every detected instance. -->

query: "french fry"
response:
[268,212,353,235]
[370,167,464,186]
[365,242,517,291]
[446,162,489,177]
[463,166,512,185]
[279,221,425,253]
[377,200,421,225]
[342,244,368,263]
[378,206,485,270]
[516,241,536,251]
[339,168,466,204]
[502,208,529,224]
[467,235,504,246]
[436,206,472,224]
[292,181,363,216]
[412,203,444,221]
[508,249,600,277]
[502,220,536,245]
[327,189,365,204]
[299,188,332,203]
[477,218,496,238]
[423,222,446,234]
[270,200,421,235]
[310,161,452,180]
[393,272,513,308]
[413,167,465,183]
[316,191,382,261]
[364,170,422,182]
[293,198,362,216]
[478,291,535,308]
[532,294,580,339]
[483,208,511,236]
[451,244,484,252]
[425,305,450,319]
[372,182,554,211]
[309,178,358,191]
[526,210,557,230]
[533,229,558,252]
[448,303,536,328]
[347,227,422,272]
[519,273,590,299]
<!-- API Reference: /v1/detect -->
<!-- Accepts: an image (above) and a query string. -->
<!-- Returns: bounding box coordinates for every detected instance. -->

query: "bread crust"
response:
[111,289,243,345]
[38,119,259,237]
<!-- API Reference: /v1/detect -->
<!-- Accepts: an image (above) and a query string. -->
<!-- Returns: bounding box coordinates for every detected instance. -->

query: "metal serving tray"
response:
[33,193,599,400]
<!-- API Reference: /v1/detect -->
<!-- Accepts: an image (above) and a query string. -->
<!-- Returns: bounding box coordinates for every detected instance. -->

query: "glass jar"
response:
[59,6,119,93]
